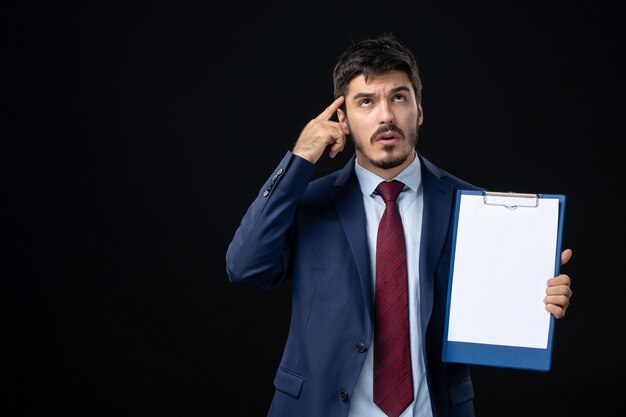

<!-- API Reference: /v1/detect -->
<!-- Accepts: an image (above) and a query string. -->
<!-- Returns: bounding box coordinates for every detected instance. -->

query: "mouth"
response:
[375,131,400,145]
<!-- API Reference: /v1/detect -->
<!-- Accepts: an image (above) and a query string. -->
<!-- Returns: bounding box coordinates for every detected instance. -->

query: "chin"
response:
[372,149,410,170]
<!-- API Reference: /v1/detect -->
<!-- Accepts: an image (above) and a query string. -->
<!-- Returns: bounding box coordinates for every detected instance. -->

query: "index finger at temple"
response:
[315,96,345,120]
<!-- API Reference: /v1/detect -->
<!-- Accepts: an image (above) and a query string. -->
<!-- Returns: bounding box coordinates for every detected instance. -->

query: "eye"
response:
[393,94,407,102]
[359,98,372,107]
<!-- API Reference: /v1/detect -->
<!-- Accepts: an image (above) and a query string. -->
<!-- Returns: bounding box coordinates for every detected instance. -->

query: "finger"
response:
[547,273,571,287]
[315,96,345,121]
[545,303,567,319]
[328,133,346,158]
[544,291,570,318]
[560,248,573,266]
[546,284,572,297]
[544,292,570,304]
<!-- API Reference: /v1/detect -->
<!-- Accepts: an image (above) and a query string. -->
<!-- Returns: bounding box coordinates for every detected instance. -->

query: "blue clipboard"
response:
[442,189,566,371]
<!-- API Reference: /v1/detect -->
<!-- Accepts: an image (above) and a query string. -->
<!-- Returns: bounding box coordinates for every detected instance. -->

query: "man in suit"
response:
[225,33,573,417]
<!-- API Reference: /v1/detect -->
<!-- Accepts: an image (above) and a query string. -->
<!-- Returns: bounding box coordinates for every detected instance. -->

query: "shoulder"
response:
[418,153,484,192]
[300,156,357,205]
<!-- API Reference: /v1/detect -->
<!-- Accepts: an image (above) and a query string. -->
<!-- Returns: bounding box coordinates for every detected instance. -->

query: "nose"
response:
[378,101,394,125]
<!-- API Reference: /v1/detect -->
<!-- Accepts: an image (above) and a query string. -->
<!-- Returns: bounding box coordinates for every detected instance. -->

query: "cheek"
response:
[399,110,419,126]
[350,121,374,143]
[352,112,379,132]
[350,128,366,146]
[345,115,367,137]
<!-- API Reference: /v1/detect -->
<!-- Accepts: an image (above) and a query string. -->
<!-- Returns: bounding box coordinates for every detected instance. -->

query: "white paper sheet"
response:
[447,194,559,349]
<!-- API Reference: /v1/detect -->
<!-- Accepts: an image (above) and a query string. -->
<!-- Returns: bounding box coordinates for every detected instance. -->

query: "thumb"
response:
[560,248,573,266]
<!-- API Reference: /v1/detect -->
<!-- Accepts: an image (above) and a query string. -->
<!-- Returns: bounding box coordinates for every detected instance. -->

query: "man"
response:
[225,33,572,417]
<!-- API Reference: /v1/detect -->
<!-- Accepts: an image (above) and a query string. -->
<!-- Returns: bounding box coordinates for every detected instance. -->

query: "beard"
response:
[352,122,419,170]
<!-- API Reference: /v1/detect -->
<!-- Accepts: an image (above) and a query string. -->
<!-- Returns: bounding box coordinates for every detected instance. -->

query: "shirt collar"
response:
[354,151,422,197]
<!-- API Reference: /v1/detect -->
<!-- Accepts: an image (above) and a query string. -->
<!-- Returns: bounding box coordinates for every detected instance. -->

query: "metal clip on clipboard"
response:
[483,191,539,209]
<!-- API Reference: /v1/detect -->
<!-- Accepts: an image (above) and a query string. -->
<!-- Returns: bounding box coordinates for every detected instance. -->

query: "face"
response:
[337,70,423,179]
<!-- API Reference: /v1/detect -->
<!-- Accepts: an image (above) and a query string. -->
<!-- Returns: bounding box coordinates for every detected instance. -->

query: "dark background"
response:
[6,1,624,416]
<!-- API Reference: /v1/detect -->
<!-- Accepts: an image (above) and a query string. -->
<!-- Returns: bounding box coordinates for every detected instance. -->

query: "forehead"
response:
[346,70,413,95]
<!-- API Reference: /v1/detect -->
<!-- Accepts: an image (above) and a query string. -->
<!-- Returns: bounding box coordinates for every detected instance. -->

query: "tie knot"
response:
[376,180,405,203]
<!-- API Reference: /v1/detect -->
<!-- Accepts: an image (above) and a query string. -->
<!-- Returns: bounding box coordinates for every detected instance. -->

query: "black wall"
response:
[6,1,623,416]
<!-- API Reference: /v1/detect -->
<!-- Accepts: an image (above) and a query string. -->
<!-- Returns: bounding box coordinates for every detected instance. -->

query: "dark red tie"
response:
[373,180,413,417]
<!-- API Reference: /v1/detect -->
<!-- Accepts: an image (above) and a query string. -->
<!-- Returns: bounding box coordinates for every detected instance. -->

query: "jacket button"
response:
[355,341,366,352]
[339,389,348,401]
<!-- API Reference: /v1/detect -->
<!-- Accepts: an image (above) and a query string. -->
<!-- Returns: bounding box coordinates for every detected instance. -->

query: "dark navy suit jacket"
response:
[226,150,481,417]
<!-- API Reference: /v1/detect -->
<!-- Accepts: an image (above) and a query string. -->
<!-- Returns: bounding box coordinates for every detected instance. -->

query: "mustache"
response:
[370,124,405,143]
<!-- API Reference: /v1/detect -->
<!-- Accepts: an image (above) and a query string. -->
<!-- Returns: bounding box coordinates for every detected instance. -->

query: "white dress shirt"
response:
[348,152,433,417]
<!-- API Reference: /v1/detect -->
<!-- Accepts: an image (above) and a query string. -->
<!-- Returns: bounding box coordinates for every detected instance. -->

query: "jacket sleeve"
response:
[225,151,315,290]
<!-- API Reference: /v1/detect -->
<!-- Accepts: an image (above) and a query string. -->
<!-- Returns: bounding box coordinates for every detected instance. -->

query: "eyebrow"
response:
[351,85,412,100]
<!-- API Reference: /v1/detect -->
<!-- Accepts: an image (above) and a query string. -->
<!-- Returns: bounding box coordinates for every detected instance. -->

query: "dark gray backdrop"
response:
[6,1,623,416]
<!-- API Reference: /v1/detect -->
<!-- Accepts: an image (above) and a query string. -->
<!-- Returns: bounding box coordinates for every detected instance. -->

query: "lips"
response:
[376,132,399,141]
[375,131,400,143]
[370,124,404,144]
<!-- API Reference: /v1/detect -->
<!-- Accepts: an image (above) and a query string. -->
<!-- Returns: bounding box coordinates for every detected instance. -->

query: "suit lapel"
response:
[331,157,373,322]
[418,155,455,337]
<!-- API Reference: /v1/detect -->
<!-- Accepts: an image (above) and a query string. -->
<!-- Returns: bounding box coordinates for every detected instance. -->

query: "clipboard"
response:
[442,190,566,371]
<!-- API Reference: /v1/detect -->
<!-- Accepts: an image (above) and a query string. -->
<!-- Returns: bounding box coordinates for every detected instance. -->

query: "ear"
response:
[417,102,424,126]
[337,107,350,135]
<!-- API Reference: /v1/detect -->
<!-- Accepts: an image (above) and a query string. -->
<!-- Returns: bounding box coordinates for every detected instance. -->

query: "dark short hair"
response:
[332,33,422,102]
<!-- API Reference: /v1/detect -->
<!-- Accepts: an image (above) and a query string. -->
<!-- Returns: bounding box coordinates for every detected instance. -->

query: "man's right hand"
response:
[292,96,346,164]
